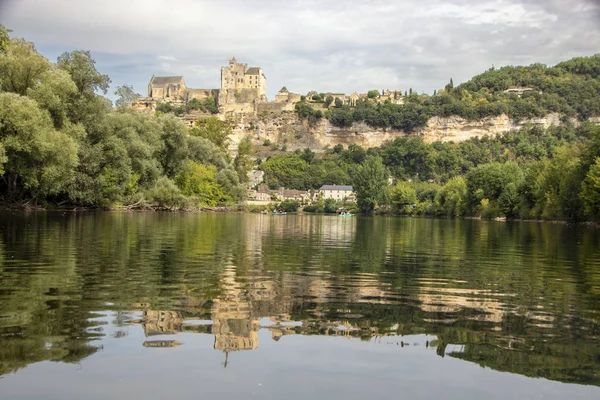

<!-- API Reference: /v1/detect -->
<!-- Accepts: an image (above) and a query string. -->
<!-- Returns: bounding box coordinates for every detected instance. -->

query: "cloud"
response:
[2,0,599,100]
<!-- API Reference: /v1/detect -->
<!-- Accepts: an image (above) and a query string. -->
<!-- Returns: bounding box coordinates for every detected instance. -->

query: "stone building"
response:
[221,57,267,98]
[147,75,187,100]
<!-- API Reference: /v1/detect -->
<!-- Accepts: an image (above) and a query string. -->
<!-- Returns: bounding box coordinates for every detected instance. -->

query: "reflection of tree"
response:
[0,212,599,385]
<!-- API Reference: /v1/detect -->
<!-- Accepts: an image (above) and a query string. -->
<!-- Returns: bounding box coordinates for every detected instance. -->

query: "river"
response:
[0,212,599,399]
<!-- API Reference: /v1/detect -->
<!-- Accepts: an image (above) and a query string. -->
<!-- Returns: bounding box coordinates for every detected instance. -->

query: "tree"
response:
[233,136,254,183]
[0,38,51,95]
[352,156,389,213]
[174,161,231,206]
[0,24,10,53]
[146,176,188,209]
[57,50,110,95]
[435,176,467,217]
[301,147,315,164]
[334,97,343,107]
[27,68,78,129]
[324,95,334,107]
[114,85,140,108]
[580,157,600,218]
[367,90,379,99]
[0,93,79,200]
[260,154,309,189]
[56,50,111,130]
[390,182,417,213]
[189,117,232,150]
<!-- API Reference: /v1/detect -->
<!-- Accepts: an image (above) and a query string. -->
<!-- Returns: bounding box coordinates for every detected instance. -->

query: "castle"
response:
[132,57,403,129]
[221,57,266,98]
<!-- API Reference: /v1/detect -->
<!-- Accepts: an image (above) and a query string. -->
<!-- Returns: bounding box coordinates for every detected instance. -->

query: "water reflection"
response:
[0,212,599,391]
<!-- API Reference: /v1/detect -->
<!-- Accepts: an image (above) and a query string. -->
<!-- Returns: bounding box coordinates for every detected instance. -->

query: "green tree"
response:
[367,90,379,99]
[189,117,232,150]
[233,136,254,183]
[0,93,78,200]
[301,147,315,164]
[114,85,140,108]
[324,95,334,107]
[57,50,110,95]
[0,24,10,53]
[352,156,389,213]
[146,176,188,209]
[260,154,309,189]
[580,157,600,218]
[435,176,468,217]
[56,50,111,130]
[390,182,417,213]
[174,161,231,206]
[0,38,51,95]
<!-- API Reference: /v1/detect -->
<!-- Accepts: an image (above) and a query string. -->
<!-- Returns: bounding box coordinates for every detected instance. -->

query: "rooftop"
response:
[246,67,261,76]
[320,185,353,191]
[151,76,184,86]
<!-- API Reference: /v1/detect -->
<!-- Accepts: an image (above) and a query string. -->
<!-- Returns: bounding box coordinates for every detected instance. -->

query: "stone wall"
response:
[188,88,219,101]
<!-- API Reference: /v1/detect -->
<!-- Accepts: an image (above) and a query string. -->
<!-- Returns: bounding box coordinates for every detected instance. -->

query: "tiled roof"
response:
[151,76,184,85]
[320,185,353,191]
[246,67,261,75]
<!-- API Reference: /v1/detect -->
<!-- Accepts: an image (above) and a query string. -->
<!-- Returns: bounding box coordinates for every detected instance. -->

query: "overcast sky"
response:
[2,0,599,101]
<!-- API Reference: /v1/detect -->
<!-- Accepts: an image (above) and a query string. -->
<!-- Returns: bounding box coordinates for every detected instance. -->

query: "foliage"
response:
[435,177,467,217]
[114,85,140,108]
[580,157,600,218]
[353,156,389,213]
[189,117,232,149]
[234,136,254,183]
[277,199,300,212]
[0,33,244,208]
[390,182,418,214]
[146,176,188,209]
[367,90,379,99]
[0,38,51,96]
[324,55,600,131]
[295,101,323,126]
[174,161,232,206]
[187,96,218,114]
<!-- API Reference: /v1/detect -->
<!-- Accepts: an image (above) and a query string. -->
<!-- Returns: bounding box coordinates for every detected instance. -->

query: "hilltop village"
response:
[133,57,403,120]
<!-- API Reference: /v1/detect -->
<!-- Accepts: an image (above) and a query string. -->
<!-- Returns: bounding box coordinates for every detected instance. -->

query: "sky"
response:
[2,0,600,101]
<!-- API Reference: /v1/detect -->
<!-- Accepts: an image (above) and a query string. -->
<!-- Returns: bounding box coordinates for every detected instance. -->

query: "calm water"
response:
[0,212,599,399]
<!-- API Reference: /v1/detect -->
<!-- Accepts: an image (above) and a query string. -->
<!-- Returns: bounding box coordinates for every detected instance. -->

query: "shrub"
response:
[146,177,189,209]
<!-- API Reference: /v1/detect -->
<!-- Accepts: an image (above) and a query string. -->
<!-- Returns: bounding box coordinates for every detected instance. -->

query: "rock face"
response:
[226,112,589,154]
[420,113,564,143]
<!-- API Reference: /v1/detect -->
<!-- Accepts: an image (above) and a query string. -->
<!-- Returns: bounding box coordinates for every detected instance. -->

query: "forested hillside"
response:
[320,55,600,131]
[260,122,600,221]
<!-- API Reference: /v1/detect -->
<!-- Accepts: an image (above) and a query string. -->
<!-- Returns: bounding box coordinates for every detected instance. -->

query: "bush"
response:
[278,199,300,212]
[146,177,189,209]
[324,198,340,213]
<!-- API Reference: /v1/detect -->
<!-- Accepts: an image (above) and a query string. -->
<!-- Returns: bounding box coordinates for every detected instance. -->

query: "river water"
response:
[0,212,599,399]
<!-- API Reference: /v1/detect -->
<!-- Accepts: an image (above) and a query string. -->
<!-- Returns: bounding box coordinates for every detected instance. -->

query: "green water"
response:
[0,212,599,399]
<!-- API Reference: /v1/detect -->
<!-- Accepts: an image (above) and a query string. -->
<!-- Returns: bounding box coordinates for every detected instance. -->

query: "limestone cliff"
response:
[226,111,584,154]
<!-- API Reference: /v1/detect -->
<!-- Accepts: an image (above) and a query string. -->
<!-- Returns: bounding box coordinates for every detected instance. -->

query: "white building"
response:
[319,185,355,202]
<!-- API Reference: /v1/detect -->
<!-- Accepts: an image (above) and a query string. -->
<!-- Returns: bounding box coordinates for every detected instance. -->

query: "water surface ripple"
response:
[0,212,599,399]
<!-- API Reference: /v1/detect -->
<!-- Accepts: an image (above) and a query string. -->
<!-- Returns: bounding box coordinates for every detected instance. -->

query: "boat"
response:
[339,213,354,217]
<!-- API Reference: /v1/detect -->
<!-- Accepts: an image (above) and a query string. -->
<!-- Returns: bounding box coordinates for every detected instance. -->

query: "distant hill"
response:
[323,54,600,131]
